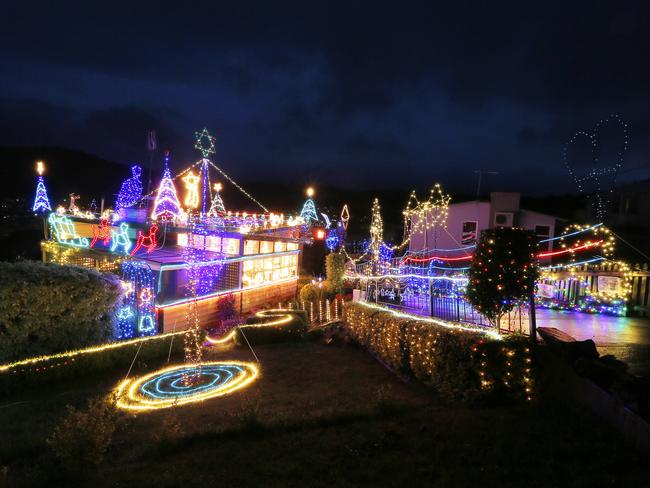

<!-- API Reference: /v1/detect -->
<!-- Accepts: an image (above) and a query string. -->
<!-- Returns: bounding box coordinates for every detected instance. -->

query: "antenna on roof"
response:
[473,170,499,200]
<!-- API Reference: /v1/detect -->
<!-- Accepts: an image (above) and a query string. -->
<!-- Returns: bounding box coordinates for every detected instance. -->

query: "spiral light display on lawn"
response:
[115,361,259,411]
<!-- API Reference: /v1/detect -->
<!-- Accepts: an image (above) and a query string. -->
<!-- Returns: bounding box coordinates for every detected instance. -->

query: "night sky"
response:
[3,1,650,195]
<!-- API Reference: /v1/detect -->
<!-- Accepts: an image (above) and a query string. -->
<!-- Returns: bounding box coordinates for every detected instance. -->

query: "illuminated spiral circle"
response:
[115,361,259,411]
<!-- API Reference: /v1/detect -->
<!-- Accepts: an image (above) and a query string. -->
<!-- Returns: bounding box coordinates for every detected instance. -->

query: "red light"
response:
[315,229,326,239]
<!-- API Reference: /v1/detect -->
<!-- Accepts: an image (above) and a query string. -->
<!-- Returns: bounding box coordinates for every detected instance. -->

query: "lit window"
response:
[461,221,478,245]
[222,238,240,256]
[244,240,259,255]
[177,233,188,247]
[259,241,274,254]
[274,241,287,252]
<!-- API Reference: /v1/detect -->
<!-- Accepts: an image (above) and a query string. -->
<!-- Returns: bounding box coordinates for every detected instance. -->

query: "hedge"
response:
[344,301,533,404]
[0,261,123,362]
[0,331,191,396]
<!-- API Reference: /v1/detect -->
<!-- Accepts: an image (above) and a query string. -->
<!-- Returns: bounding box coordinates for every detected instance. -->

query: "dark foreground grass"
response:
[0,341,648,487]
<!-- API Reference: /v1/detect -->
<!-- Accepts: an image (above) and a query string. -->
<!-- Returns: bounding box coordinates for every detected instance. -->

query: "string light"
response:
[152,155,182,220]
[564,114,629,221]
[131,224,159,255]
[115,165,143,211]
[182,170,201,210]
[32,161,52,213]
[340,204,350,230]
[114,361,259,411]
[194,128,216,158]
[48,213,89,247]
[90,218,111,248]
[110,222,132,254]
[300,193,319,223]
[118,261,157,338]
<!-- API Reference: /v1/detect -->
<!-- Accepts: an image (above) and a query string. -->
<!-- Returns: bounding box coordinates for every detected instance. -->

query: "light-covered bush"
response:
[0,261,122,361]
[344,302,533,403]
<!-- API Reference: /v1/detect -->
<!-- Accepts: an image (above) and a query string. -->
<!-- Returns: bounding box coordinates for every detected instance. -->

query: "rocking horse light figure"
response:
[111,222,132,254]
[90,218,111,248]
[131,224,159,255]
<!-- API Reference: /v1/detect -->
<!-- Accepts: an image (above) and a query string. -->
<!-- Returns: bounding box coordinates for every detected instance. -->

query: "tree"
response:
[466,228,539,331]
[151,158,181,220]
[325,252,346,293]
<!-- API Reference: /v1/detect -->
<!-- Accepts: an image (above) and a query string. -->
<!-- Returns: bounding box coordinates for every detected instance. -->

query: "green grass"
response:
[0,341,647,487]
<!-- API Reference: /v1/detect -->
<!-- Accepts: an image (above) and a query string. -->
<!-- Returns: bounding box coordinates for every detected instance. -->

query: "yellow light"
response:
[214,182,222,192]
[0,330,187,373]
[182,170,201,209]
[204,310,293,345]
[36,161,45,175]
[306,187,315,198]
[114,360,259,411]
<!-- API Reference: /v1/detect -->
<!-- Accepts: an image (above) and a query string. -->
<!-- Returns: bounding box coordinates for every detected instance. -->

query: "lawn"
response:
[1,340,648,487]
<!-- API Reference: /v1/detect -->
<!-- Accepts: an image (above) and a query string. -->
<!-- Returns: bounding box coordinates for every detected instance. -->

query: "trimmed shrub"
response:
[0,261,122,361]
[344,302,533,404]
[325,252,346,293]
[299,283,322,303]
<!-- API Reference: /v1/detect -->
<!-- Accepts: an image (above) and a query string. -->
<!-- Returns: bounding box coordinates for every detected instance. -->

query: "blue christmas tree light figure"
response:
[115,165,143,211]
[32,161,52,214]
[152,152,182,221]
[300,187,319,223]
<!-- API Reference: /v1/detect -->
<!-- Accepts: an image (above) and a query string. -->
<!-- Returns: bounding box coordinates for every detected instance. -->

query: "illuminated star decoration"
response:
[182,170,201,209]
[194,128,216,159]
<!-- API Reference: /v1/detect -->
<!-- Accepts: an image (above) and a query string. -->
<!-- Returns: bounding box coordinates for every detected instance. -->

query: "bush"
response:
[299,283,322,303]
[0,261,122,361]
[47,397,119,472]
[216,293,238,323]
[344,302,533,404]
[325,253,346,293]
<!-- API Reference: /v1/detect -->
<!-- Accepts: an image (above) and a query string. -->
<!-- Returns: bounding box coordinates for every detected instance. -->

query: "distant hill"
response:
[0,146,128,209]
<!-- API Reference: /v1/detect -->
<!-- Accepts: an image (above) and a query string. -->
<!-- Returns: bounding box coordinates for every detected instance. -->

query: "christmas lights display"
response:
[152,156,182,220]
[340,204,350,230]
[115,165,143,211]
[182,170,201,210]
[131,224,159,255]
[90,218,111,248]
[117,261,157,338]
[466,228,538,330]
[208,182,226,216]
[114,361,259,411]
[48,213,89,247]
[300,194,319,223]
[536,224,631,315]
[68,193,80,215]
[182,219,205,380]
[564,114,629,221]
[194,128,216,158]
[32,161,52,213]
[110,222,132,254]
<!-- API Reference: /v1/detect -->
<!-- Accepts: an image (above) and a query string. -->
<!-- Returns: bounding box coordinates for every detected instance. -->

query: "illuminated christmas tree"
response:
[152,154,182,220]
[369,198,383,262]
[300,187,318,223]
[466,228,538,331]
[207,182,226,216]
[32,161,52,214]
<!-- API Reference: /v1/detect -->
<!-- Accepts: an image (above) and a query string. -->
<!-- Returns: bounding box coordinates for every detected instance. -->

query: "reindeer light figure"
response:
[131,224,159,255]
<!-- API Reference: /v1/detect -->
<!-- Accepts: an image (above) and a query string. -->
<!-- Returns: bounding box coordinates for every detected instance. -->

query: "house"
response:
[409,192,560,255]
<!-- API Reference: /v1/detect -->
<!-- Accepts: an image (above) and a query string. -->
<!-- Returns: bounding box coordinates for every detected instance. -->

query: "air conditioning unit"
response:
[493,212,514,227]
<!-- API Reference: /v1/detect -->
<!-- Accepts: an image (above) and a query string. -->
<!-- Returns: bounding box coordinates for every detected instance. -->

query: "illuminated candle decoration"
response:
[182,170,201,210]
[32,161,52,214]
[111,222,132,254]
[152,155,182,220]
[115,165,143,211]
[90,218,111,248]
[48,213,89,247]
[114,361,259,411]
[131,224,159,255]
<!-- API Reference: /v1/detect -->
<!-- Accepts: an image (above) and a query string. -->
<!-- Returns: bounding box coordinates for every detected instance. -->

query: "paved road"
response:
[536,309,650,377]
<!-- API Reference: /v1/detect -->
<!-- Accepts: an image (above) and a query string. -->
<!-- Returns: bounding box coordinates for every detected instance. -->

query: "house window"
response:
[461,221,478,245]
[535,225,551,239]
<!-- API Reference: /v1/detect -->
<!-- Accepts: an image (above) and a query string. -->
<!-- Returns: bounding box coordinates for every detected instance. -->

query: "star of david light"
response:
[194,128,216,158]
